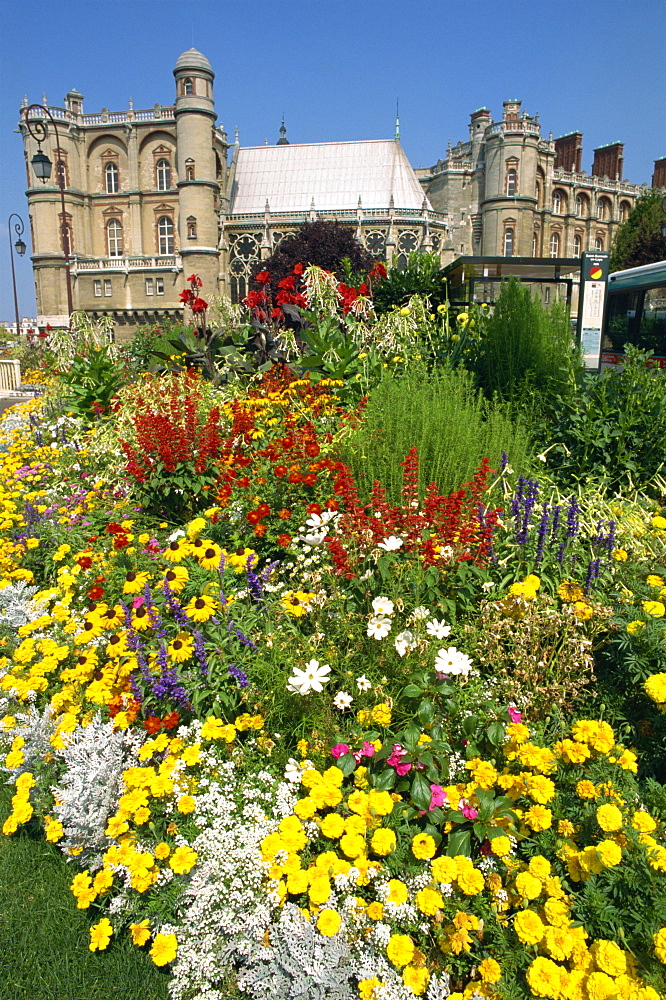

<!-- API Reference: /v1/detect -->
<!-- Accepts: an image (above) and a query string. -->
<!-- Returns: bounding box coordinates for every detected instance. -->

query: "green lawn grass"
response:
[0,788,169,1000]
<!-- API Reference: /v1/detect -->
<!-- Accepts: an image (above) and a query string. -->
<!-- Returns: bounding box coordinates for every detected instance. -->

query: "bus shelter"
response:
[441,256,582,313]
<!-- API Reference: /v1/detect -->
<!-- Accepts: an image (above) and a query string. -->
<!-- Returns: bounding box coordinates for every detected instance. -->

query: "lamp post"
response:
[8,214,26,339]
[21,104,74,320]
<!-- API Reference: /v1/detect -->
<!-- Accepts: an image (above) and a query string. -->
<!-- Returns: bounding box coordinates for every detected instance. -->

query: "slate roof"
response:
[229,139,431,215]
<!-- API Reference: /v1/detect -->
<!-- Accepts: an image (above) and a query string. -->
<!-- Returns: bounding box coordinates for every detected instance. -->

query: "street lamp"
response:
[22,104,74,320]
[8,214,26,339]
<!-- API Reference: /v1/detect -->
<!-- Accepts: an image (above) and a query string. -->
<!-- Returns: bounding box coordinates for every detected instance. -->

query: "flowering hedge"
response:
[2,316,666,1000]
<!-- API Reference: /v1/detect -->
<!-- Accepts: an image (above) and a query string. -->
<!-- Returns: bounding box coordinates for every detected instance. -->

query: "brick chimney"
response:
[652,157,666,189]
[554,133,583,173]
[592,142,624,181]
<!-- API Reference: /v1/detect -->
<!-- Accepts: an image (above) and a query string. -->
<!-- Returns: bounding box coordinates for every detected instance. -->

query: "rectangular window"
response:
[94,280,102,297]
[104,279,112,297]
[146,278,154,296]
[156,278,164,295]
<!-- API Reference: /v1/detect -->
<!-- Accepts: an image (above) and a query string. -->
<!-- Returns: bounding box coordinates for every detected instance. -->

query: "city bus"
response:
[601,259,666,368]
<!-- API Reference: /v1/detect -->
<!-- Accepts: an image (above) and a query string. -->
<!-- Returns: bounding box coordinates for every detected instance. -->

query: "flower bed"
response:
[3,276,666,1000]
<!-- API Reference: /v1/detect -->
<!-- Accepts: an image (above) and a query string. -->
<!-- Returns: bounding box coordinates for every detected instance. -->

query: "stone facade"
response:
[416,100,655,262]
[19,58,660,337]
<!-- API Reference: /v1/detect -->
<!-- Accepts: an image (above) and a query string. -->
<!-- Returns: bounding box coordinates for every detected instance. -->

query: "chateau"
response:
[18,49,662,335]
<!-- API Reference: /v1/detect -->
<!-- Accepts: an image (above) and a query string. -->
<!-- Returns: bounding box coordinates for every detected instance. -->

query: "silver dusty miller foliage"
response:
[234,904,357,1000]
[0,581,39,630]
[51,714,144,867]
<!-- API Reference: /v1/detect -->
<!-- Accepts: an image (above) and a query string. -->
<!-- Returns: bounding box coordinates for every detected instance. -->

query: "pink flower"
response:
[461,802,478,820]
[429,784,447,811]
[331,743,350,760]
[361,741,376,758]
[132,595,145,609]
[508,705,522,723]
[387,744,412,776]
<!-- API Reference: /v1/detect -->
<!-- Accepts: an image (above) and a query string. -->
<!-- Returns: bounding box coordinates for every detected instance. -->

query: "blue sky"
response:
[1,0,664,322]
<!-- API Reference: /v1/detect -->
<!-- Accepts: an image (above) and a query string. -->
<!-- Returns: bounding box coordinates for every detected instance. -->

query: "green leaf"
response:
[373,769,396,791]
[446,827,472,857]
[410,771,432,812]
[336,753,357,776]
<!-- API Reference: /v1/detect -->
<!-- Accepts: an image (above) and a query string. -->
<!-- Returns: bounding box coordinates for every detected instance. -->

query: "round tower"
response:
[173,49,220,295]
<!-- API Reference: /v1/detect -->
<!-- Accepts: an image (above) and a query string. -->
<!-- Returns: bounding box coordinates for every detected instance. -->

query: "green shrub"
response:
[533,347,666,494]
[470,277,581,408]
[372,251,447,314]
[339,360,532,501]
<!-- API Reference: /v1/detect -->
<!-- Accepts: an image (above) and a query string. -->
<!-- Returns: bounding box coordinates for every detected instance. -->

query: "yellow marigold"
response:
[571,719,615,753]
[490,835,511,857]
[316,908,341,936]
[169,845,198,874]
[367,789,394,816]
[555,738,591,763]
[591,939,627,976]
[386,933,415,967]
[514,909,545,945]
[506,721,530,743]
[576,780,598,799]
[643,600,666,617]
[596,839,622,867]
[359,978,384,1000]
[340,833,366,859]
[526,775,555,804]
[653,926,666,963]
[130,918,151,946]
[431,855,458,882]
[415,886,444,915]
[613,548,628,561]
[402,963,429,995]
[515,871,543,900]
[320,812,345,839]
[558,581,584,603]
[466,758,498,789]
[543,899,570,927]
[150,932,178,966]
[647,574,665,587]
[528,855,552,880]
[308,875,332,906]
[525,956,566,998]
[585,971,619,1000]
[632,810,657,833]
[457,866,484,896]
[596,803,623,832]
[627,620,646,635]
[89,917,113,952]
[477,957,501,983]
[411,833,436,860]
[386,878,408,905]
[370,828,397,856]
[573,601,593,621]
[524,805,553,831]
[645,673,666,705]
[371,703,392,726]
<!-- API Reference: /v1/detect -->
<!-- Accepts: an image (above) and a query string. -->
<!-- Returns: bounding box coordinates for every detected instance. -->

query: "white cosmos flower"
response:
[434,646,473,677]
[303,529,328,546]
[333,690,353,710]
[426,618,452,640]
[378,535,403,551]
[372,596,395,616]
[356,674,372,692]
[287,659,331,695]
[412,606,430,621]
[394,629,416,657]
[367,616,392,640]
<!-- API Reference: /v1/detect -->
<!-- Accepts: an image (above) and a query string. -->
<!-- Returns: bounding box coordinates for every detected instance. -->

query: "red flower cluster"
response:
[121,371,224,483]
[143,711,180,734]
[179,274,208,318]
[317,448,500,578]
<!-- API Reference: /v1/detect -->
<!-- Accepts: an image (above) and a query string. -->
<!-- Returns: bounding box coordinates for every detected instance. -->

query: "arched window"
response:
[184,78,193,95]
[535,181,542,208]
[503,228,514,257]
[506,169,517,197]
[573,234,582,257]
[187,217,197,239]
[549,232,560,258]
[107,219,123,257]
[56,160,68,188]
[157,216,174,254]
[619,201,630,222]
[597,199,606,220]
[105,162,119,194]
[532,231,539,256]
[595,236,604,251]
[552,191,562,215]
[156,159,171,191]
[185,159,195,181]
